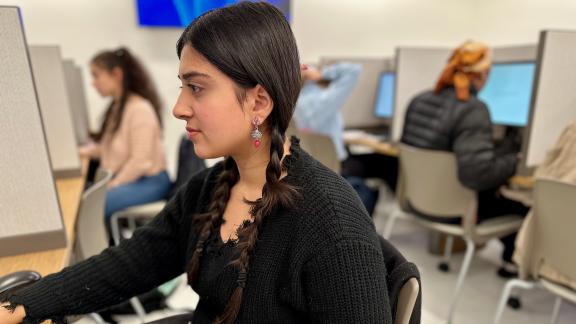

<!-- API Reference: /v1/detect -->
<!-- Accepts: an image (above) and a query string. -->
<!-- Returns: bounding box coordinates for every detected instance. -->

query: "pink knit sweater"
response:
[86,94,167,186]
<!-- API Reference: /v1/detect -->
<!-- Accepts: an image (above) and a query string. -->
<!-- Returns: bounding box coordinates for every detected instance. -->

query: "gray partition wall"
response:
[63,60,90,145]
[392,47,451,141]
[320,57,393,128]
[391,44,537,142]
[0,7,67,256]
[493,44,537,63]
[29,45,81,178]
[523,30,576,169]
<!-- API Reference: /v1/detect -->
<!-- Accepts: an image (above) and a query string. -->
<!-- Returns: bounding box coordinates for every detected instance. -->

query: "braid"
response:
[186,157,239,284]
[215,127,298,324]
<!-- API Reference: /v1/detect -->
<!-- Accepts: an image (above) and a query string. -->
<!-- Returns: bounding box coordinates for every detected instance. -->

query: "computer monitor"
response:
[478,62,535,127]
[374,72,395,119]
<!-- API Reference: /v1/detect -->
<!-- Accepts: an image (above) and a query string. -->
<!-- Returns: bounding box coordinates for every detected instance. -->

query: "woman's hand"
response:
[0,303,26,324]
[301,67,323,82]
[107,181,119,189]
[78,141,99,158]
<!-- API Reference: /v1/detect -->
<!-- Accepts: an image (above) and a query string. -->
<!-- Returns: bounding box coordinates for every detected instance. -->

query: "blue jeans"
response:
[105,170,172,221]
[344,176,379,217]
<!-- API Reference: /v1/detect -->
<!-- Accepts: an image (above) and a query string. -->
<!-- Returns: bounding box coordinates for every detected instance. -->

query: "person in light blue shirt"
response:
[293,62,362,161]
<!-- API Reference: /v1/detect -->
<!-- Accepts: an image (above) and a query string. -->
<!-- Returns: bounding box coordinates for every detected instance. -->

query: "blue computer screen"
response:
[136,0,291,27]
[478,62,535,127]
[374,72,395,119]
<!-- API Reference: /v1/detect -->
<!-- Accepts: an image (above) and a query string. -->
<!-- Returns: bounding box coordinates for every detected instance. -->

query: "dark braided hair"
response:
[91,47,162,141]
[176,2,301,323]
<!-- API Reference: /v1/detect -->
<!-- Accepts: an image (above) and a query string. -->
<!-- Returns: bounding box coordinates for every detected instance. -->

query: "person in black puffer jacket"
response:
[401,40,529,277]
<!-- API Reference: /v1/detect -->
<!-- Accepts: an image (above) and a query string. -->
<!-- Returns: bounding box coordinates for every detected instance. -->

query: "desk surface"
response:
[0,168,85,277]
[502,176,534,206]
[501,187,533,207]
[344,136,399,157]
[510,175,534,189]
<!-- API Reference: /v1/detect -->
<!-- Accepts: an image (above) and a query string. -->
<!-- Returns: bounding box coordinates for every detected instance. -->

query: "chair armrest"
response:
[0,271,41,295]
[112,201,166,220]
[110,201,167,245]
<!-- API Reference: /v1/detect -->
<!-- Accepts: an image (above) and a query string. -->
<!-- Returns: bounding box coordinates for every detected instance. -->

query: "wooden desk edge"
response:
[344,137,399,157]
[510,175,535,189]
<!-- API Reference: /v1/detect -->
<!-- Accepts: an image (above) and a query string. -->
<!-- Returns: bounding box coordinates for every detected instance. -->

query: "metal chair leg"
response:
[88,312,107,324]
[383,209,400,239]
[130,297,147,322]
[492,279,535,324]
[446,237,475,324]
[128,217,137,234]
[550,297,562,324]
[439,235,454,272]
[110,213,122,246]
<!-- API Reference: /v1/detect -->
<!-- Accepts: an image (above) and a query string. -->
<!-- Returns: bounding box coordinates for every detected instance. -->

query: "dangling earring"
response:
[251,117,263,148]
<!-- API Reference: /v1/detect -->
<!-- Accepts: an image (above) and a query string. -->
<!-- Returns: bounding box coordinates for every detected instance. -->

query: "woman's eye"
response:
[188,84,202,93]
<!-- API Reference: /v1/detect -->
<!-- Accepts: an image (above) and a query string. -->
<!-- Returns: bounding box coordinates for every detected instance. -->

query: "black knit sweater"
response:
[7,138,392,323]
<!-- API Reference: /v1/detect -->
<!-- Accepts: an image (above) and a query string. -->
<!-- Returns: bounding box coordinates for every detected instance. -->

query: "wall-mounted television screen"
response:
[136,0,291,27]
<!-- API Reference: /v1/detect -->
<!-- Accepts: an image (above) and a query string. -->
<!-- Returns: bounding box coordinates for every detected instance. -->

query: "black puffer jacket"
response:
[401,87,517,191]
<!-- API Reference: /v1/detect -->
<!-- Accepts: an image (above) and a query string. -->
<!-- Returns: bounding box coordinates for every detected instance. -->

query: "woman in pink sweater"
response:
[81,47,171,237]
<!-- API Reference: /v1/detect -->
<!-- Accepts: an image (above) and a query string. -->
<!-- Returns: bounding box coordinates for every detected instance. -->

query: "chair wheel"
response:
[438,262,450,272]
[507,297,522,310]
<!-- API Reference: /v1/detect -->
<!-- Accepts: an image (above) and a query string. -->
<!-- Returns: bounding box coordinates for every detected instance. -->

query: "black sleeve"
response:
[304,239,392,323]
[3,169,210,323]
[451,102,518,191]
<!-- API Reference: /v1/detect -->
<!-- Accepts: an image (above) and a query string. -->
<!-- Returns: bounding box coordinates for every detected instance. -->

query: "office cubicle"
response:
[63,60,90,145]
[29,45,81,178]
[319,57,394,129]
[391,45,537,142]
[0,6,67,256]
[523,30,576,172]
[392,47,452,141]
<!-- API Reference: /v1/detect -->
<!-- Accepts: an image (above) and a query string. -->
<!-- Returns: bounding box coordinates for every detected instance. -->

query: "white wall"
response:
[294,0,576,63]
[3,0,576,173]
[293,0,473,62]
[471,0,576,46]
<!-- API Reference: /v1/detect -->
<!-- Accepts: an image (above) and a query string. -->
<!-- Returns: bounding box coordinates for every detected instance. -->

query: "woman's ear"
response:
[247,84,273,122]
[111,66,124,83]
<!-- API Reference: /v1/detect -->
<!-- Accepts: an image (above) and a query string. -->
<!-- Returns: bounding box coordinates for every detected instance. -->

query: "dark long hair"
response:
[176,2,301,323]
[91,47,162,141]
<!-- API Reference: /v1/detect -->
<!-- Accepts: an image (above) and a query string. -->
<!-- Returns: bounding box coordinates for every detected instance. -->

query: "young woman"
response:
[1,3,391,323]
[81,47,171,232]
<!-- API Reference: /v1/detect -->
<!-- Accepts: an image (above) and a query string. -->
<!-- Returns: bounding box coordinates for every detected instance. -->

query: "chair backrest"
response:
[395,277,420,324]
[529,178,576,280]
[94,166,109,183]
[399,144,476,220]
[299,132,341,174]
[73,169,113,263]
[286,120,299,138]
[378,235,421,324]
[167,135,206,199]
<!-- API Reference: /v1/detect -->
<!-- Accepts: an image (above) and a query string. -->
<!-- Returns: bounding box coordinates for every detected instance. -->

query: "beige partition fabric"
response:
[63,60,90,145]
[320,57,393,128]
[29,45,81,178]
[0,7,66,257]
[524,31,576,168]
[493,44,537,63]
[392,47,451,141]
